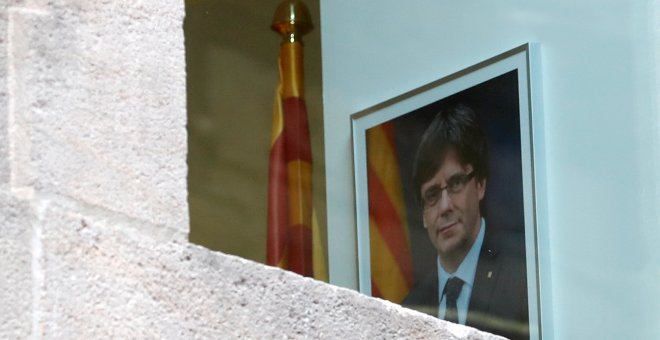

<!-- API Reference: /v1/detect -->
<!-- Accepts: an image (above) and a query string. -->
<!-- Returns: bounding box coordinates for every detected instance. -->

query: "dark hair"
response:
[412,104,488,205]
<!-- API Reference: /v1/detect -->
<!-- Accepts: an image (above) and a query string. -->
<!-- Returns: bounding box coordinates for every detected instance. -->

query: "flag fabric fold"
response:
[366,122,414,303]
[267,41,326,280]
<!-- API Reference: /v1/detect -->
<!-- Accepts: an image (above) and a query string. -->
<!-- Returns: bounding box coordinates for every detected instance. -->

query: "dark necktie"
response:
[443,277,464,323]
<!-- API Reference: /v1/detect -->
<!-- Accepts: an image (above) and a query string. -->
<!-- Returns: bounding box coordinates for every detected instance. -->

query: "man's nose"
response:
[437,189,452,215]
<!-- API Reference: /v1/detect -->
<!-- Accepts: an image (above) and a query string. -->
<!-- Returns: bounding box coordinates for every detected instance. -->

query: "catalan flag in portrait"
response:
[267,38,326,281]
[366,122,414,303]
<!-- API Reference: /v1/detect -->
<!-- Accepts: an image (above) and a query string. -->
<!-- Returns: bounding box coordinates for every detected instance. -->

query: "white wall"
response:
[321,1,660,339]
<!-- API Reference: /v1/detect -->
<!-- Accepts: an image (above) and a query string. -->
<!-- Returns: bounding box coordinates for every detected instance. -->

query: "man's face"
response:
[420,149,486,266]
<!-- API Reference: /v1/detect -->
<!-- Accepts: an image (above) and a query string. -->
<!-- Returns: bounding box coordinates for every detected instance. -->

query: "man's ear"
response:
[477,178,486,201]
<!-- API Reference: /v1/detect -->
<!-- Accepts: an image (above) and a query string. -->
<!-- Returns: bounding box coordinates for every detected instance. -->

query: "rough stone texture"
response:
[0,9,7,186]
[0,1,501,339]
[7,1,188,234]
[37,198,502,339]
[0,192,33,339]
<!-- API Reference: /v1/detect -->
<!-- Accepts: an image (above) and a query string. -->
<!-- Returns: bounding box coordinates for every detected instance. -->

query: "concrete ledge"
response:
[37,198,501,339]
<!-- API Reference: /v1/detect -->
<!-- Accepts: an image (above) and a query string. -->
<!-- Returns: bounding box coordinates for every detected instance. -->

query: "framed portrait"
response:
[351,44,543,340]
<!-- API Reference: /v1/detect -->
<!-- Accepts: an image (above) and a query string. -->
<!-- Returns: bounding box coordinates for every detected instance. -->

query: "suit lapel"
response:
[402,262,440,318]
[466,234,502,328]
[431,262,440,310]
[423,261,440,317]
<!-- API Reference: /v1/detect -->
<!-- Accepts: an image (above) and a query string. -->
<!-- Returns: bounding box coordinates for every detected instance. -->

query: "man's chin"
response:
[436,238,460,256]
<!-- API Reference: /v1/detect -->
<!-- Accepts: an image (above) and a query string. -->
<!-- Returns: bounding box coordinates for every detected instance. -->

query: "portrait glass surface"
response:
[364,70,531,340]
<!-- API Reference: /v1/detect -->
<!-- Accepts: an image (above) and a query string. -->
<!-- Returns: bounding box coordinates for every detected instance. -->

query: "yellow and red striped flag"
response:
[267,39,326,280]
[366,122,414,303]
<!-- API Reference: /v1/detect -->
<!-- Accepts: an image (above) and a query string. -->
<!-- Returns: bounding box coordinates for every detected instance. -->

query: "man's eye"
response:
[424,189,439,204]
[447,176,465,191]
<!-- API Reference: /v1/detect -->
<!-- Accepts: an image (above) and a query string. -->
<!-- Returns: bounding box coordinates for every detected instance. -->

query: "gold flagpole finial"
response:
[271,0,313,44]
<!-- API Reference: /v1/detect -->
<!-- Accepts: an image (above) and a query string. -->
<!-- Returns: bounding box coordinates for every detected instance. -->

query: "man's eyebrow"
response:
[447,172,465,180]
[422,184,439,192]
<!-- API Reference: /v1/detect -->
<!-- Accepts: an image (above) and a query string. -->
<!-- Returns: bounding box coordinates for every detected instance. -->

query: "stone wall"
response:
[0,1,499,338]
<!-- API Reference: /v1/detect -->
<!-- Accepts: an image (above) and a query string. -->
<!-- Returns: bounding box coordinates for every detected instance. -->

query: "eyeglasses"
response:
[421,171,476,209]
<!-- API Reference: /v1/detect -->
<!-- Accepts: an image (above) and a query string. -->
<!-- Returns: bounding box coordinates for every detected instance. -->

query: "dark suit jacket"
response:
[402,228,529,340]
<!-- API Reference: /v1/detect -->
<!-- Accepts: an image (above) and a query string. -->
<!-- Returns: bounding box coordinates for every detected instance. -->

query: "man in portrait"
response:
[401,104,529,340]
